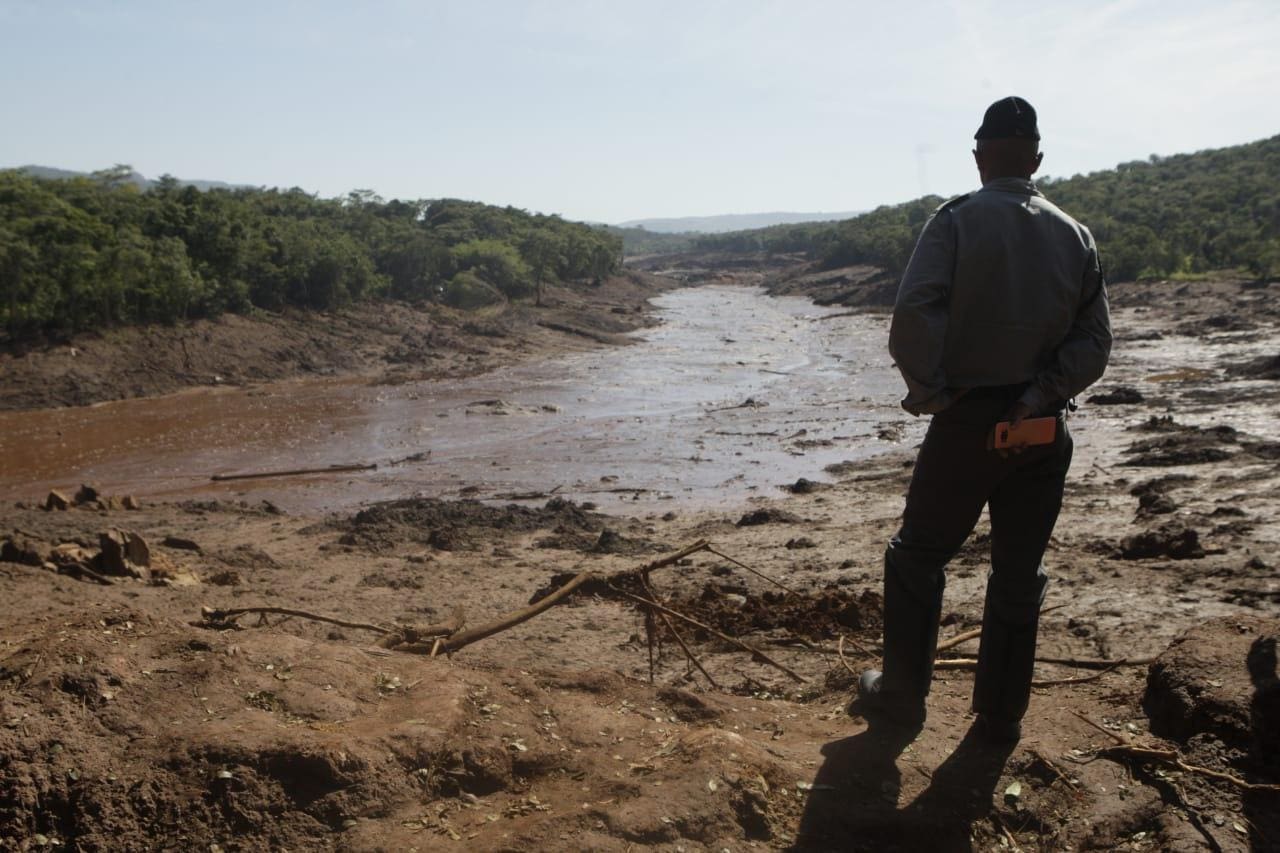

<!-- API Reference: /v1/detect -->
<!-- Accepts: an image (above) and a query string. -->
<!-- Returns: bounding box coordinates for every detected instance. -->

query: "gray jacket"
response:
[888,177,1112,416]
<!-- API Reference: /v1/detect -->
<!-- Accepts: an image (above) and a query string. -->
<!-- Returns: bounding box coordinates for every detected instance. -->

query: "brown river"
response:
[0,286,919,514]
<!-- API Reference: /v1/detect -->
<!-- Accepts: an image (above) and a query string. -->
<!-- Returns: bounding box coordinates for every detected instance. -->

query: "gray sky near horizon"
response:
[3,0,1278,223]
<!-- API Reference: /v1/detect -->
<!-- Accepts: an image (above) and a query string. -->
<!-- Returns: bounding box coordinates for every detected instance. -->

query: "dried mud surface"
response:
[2,261,1279,852]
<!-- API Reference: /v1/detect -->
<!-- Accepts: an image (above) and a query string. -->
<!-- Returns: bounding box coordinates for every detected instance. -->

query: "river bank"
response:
[1,260,1278,851]
[0,270,673,412]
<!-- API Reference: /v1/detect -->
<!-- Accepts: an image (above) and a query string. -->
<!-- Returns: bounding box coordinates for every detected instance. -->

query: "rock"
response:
[0,537,45,566]
[786,478,822,495]
[122,495,141,510]
[73,484,100,505]
[1088,386,1145,405]
[161,536,203,553]
[1144,616,1280,762]
[101,496,125,511]
[1119,524,1205,560]
[736,508,801,527]
[785,537,817,549]
[97,530,152,579]
[45,490,72,511]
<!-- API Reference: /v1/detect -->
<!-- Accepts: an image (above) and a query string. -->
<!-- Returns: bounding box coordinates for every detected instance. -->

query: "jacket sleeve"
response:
[889,210,958,415]
[1017,244,1113,414]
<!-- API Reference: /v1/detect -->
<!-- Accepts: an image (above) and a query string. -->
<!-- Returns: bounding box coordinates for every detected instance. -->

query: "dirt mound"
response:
[672,583,883,642]
[1124,418,1239,466]
[736,508,802,527]
[1088,385,1146,405]
[332,496,604,552]
[1144,616,1280,766]
[1118,523,1206,559]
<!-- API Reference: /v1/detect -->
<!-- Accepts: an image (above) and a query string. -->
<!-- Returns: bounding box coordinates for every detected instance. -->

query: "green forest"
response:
[0,167,621,339]
[690,134,1280,283]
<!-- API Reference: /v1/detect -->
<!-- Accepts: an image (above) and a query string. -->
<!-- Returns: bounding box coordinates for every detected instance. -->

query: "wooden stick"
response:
[438,570,601,653]
[1071,709,1130,745]
[378,608,466,649]
[210,463,376,482]
[655,609,720,690]
[201,605,391,634]
[934,604,1067,653]
[935,655,1150,672]
[1101,744,1280,793]
[836,635,860,677]
[1032,661,1122,688]
[705,546,801,596]
[609,585,807,684]
[935,627,982,653]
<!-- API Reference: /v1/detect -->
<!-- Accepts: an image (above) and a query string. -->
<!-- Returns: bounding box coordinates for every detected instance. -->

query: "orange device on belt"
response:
[992,416,1057,450]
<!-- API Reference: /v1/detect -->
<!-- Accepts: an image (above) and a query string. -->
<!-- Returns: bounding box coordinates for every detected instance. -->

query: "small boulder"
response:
[122,495,141,510]
[1,537,46,567]
[97,529,152,579]
[736,508,801,527]
[73,484,100,505]
[45,490,72,511]
[1089,386,1145,405]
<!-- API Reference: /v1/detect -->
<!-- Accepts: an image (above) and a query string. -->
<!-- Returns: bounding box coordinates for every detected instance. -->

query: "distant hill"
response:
[688,134,1280,282]
[617,211,862,234]
[16,164,246,192]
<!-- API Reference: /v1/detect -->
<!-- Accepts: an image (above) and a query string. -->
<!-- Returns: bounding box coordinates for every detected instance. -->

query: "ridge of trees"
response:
[689,134,1280,282]
[0,167,621,339]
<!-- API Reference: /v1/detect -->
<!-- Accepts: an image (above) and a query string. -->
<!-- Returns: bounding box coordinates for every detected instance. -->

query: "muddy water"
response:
[0,287,918,513]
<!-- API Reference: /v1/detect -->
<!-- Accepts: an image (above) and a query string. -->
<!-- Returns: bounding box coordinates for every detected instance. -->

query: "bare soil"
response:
[0,271,672,411]
[2,259,1279,851]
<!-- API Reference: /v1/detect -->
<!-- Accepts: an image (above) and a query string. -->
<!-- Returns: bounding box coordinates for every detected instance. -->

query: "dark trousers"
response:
[881,387,1073,721]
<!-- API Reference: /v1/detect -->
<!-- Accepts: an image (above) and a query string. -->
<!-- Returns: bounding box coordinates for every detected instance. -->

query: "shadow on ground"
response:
[792,721,1014,852]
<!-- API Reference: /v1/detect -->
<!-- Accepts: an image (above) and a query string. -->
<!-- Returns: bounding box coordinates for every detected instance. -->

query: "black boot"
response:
[856,543,944,728]
[972,587,1043,734]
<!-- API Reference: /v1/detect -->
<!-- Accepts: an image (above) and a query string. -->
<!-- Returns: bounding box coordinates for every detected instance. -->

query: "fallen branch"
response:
[1101,745,1280,794]
[609,585,807,684]
[934,604,1068,654]
[1072,711,1280,794]
[200,605,391,634]
[378,607,467,650]
[211,463,376,482]
[437,571,601,654]
[935,655,1151,672]
[836,635,860,677]
[1032,661,1122,688]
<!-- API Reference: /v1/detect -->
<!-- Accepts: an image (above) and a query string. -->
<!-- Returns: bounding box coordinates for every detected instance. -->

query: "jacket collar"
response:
[979,176,1042,196]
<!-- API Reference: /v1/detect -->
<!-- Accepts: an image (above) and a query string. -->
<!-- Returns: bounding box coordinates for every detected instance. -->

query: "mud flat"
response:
[1,265,1278,851]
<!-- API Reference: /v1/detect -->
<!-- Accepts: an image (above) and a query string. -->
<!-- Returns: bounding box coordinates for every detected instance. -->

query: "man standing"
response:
[857,97,1112,743]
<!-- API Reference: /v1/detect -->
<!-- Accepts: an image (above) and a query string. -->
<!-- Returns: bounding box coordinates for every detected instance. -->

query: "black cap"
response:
[975,96,1040,141]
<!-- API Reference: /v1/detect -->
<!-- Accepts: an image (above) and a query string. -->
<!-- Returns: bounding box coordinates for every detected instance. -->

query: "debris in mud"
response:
[1226,353,1280,381]
[736,508,801,527]
[1129,475,1195,516]
[332,496,605,552]
[1124,418,1239,466]
[671,583,883,642]
[784,478,824,495]
[1118,523,1206,560]
[1089,386,1145,405]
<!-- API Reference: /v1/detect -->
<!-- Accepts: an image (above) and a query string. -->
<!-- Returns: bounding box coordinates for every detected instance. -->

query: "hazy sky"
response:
[3,0,1278,223]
